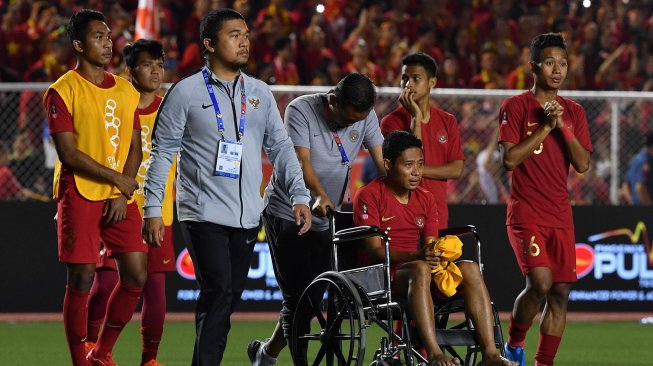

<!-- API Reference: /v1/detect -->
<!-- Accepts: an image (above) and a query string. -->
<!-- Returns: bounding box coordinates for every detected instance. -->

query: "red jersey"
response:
[381,106,465,230]
[353,177,439,253]
[498,91,593,227]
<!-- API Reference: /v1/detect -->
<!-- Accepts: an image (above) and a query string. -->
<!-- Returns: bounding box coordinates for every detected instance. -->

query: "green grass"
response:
[0,320,649,365]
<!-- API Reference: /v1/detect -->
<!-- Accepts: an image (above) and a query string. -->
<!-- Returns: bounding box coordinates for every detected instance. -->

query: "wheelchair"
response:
[290,211,506,366]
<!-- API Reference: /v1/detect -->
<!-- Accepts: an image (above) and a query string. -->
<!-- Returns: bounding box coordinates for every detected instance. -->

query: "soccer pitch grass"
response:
[0,320,649,365]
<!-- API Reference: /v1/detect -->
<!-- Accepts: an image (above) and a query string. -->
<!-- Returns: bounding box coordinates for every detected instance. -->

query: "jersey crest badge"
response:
[349,130,360,142]
[248,97,260,109]
[415,215,425,228]
[437,131,448,144]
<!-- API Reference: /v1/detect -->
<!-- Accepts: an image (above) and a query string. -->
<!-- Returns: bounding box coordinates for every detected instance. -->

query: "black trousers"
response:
[262,209,332,342]
[180,221,259,366]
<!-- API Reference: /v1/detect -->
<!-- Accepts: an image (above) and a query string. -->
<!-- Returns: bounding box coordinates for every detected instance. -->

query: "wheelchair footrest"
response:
[435,329,478,346]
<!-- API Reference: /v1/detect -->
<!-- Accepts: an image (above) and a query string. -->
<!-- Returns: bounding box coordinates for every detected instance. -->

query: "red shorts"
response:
[57,174,146,264]
[507,224,577,283]
[98,226,175,273]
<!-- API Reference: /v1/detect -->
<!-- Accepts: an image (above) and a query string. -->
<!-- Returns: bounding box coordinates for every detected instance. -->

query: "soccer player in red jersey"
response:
[85,39,174,366]
[44,9,150,365]
[354,131,516,366]
[380,53,465,231]
[499,33,592,366]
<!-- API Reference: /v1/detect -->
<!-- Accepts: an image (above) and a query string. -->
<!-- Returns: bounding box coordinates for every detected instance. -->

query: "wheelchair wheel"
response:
[291,271,367,366]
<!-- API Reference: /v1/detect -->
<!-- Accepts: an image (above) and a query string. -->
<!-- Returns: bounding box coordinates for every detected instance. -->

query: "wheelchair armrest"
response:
[334,226,385,243]
[438,225,478,237]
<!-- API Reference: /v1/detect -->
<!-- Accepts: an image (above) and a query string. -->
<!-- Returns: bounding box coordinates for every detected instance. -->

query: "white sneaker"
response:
[247,338,277,366]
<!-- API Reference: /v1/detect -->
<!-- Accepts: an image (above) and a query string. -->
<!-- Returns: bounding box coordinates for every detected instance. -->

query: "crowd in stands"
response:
[1,0,653,204]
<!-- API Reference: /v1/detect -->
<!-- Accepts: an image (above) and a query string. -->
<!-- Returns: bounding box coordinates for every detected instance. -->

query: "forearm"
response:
[59,149,120,185]
[563,136,590,173]
[121,132,143,178]
[422,160,464,180]
[502,125,552,170]
[300,160,327,197]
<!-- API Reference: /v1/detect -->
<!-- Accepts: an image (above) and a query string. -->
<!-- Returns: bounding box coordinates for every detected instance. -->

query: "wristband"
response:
[561,125,574,142]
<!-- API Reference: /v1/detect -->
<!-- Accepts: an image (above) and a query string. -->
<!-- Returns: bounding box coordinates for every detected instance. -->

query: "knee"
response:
[547,284,571,306]
[67,267,96,291]
[408,261,433,286]
[528,279,553,299]
[458,261,482,281]
[123,271,148,288]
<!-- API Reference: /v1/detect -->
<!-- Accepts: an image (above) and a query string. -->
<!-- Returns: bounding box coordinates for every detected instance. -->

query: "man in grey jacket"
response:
[142,8,311,366]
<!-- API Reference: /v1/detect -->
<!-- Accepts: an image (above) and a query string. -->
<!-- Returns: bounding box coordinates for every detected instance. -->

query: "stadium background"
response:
[1,0,652,316]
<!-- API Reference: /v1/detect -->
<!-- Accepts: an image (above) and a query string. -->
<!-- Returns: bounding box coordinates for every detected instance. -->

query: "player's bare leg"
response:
[457,262,517,366]
[540,282,570,337]
[394,262,460,366]
[512,267,553,324]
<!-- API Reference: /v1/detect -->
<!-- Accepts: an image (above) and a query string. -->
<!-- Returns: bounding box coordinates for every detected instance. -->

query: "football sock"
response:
[63,286,90,366]
[87,269,119,342]
[141,272,166,363]
[95,282,143,359]
[535,332,561,366]
[507,314,532,348]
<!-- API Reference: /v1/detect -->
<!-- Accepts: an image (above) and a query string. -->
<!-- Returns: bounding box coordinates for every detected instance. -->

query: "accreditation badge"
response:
[215,140,243,178]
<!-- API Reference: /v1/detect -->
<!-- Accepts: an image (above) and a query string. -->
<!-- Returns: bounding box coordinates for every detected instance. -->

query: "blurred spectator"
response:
[260,36,299,85]
[342,38,384,86]
[568,162,610,205]
[623,132,653,205]
[438,54,466,88]
[0,4,33,81]
[8,130,44,190]
[297,17,336,83]
[506,47,534,90]
[0,140,47,201]
[470,47,504,89]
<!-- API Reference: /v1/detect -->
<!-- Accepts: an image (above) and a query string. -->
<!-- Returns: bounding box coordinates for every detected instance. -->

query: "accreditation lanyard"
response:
[322,95,352,202]
[201,66,246,141]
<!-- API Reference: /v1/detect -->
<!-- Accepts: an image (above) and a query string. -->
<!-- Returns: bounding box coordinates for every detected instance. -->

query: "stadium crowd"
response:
[1,0,652,204]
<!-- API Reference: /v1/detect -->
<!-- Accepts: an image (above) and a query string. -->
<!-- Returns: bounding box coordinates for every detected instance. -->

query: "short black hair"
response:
[530,32,567,63]
[382,131,422,163]
[67,9,106,46]
[332,73,376,112]
[123,39,165,69]
[200,8,245,56]
[402,52,438,78]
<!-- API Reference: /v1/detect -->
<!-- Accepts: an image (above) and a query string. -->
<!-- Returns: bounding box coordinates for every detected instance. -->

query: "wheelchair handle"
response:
[334,226,386,243]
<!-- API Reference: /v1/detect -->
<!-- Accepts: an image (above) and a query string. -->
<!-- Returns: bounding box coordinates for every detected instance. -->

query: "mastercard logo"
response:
[176,248,196,280]
[575,243,594,279]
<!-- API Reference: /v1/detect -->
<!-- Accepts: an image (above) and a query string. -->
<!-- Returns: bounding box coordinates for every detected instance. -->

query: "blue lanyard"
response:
[201,66,246,141]
[330,130,350,167]
[321,95,350,167]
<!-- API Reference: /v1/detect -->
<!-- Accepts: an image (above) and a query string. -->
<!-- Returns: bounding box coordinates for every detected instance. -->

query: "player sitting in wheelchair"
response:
[354,131,516,366]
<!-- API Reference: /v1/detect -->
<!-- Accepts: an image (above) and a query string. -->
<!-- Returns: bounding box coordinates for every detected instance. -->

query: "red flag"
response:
[134,0,159,40]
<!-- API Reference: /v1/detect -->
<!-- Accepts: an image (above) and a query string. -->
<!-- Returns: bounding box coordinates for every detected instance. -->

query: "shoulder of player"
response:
[430,106,457,123]
[503,92,530,107]
[357,177,383,199]
[558,96,584,115]
[380,107,410,130]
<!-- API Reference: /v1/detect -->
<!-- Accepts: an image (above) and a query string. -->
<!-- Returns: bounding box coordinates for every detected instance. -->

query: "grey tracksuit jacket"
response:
[143,69,310,229]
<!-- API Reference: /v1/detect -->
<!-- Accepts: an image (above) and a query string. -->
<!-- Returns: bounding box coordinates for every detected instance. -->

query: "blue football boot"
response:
[504,343,526,366]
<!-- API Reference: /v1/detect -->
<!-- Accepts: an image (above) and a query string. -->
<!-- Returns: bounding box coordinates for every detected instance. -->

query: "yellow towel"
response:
[431,235,463,297]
